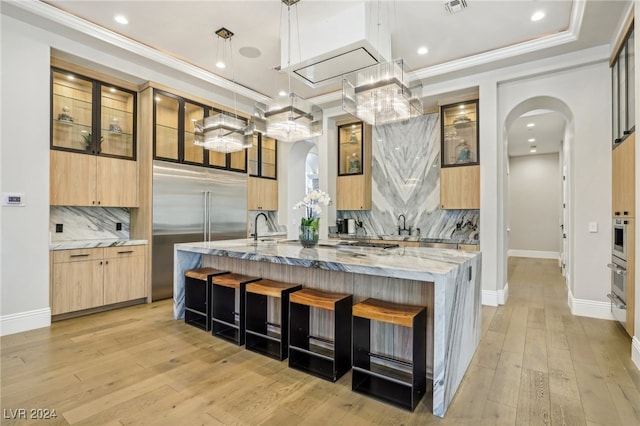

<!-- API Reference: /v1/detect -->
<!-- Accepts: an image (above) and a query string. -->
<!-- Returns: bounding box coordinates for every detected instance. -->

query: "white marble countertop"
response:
[49,239,148,251]
[175,238,478,281]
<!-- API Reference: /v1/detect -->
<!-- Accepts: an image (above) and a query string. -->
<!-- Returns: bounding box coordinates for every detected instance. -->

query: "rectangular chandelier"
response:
[342,58,423,126]
[194,114,253,153]
[254,93,323,143]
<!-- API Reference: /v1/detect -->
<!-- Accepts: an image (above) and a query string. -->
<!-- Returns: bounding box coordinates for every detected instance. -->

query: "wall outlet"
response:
[116,222,122,231]
[55,223,63,233]
[588,222,598,233]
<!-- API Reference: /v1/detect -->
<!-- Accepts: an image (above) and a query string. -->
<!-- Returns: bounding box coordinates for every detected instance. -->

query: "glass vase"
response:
[299,224,319,248]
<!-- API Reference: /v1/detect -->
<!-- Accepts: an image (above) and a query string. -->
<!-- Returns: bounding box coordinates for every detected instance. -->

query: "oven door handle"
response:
[607,293,627,309]
[607,263,627,275]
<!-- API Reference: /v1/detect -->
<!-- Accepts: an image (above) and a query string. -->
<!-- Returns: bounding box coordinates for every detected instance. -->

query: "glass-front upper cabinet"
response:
[248,133,277,179]
[100,85,135,158]
[51,68,136,159]
[154,91,180,161]
[338,122,363,176]
[183,101,205,165]
[441,99,479,167]
[612,23,635,145]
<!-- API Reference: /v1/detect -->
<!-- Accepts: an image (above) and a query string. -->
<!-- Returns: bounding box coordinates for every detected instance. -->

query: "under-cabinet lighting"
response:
[114,14,129,25]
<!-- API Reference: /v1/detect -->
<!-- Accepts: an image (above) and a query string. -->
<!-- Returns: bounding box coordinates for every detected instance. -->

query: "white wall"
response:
[1,16,52,333]
[499,63,611,309]
[508,153,561,255]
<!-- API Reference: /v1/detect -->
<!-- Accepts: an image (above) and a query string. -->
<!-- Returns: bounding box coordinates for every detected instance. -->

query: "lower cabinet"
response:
[51,245,146,316]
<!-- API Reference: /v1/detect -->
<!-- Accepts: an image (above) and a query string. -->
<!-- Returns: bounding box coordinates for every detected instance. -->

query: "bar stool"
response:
[184,267,229,331]
[288,288,352,382]
[211,273,261,345]
[351,298,426,411]
[245,280,302,360]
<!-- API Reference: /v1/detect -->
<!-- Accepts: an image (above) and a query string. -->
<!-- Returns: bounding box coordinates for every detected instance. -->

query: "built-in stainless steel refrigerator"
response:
[152,161,247,301]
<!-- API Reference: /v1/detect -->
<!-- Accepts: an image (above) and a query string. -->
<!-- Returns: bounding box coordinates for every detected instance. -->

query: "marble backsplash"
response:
[50,206,130,241]
[337,114,480,241]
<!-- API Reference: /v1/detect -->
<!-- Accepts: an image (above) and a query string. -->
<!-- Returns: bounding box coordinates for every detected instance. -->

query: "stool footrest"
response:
[212,318,238,329]
[246,329,281,342]
[289,344,334,361]
[353,366,412,387]
[368,352,413,368]
[309,335,334,346]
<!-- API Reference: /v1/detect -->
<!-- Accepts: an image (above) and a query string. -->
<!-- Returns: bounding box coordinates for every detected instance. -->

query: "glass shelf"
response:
[338,122,363,175]
[441,100,479,167]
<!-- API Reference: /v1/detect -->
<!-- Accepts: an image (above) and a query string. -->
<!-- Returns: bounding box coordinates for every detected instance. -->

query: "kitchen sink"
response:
[336,241,400,249]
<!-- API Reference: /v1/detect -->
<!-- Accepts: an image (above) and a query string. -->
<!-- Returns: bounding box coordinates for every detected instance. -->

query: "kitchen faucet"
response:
[397,214,410,235]
[253,212,268,241]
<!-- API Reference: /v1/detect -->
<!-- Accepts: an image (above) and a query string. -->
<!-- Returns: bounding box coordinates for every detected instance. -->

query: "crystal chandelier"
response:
[195,27,253,153]
[254,0,323,143]
[343,59,423,126]
[194,113,252,153]
[341,1,423,126]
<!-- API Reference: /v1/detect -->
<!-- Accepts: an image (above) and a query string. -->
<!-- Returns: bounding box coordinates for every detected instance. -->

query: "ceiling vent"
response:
[444,0,468,14]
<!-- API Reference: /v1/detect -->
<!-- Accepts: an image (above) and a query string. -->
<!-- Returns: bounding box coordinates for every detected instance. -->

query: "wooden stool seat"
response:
[183,268,229,331]
[352,298,424,327]
[289,288,353,381]
[289,288,351,311]
[352,298,427,411]
[210,273,261,345]
[185,267,228,281]
[246,279,300,298]
[245,280,302,360]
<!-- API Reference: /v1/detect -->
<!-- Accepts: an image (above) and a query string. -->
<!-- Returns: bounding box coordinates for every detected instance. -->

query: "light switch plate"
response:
[2,192,25,206]
[588,222,598,233]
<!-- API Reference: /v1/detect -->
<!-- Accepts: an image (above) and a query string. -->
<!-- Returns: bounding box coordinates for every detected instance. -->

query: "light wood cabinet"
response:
[336,122,372,210]
[248,177,278,211]
[440,165,480,210]
[612,134,635,217]
[50,150,138,207]
[103,246,146,305]
[51,248,105,315]
[51,245,147,316]
[625,219,635,336]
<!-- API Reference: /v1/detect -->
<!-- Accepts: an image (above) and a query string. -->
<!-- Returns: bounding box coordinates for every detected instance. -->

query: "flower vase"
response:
[299,224,319,248]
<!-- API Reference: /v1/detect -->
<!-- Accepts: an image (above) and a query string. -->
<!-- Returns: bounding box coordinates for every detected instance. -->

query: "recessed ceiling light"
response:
[530,146,537,153]
[109,87,116,93]
[67,75,75,81]
[278,90,287,97]
[417,46,429,55]
[531,11,545,22]
[154,97,161,102]
[528,138,536,142]
[526,122,535,128]
[216,61,226,69]
[114,14,129,25]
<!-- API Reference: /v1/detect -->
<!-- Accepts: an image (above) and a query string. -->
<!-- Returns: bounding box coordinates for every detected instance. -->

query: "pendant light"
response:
[342,2,423,126]
[194,27,253,153]
[253,0,323,143]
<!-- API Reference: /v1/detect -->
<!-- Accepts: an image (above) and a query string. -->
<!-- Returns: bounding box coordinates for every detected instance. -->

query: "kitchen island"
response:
[173,239,481,417]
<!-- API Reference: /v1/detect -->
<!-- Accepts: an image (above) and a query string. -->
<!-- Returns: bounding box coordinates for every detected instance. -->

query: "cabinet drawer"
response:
[104,245,145,259]
[53,248,104,264]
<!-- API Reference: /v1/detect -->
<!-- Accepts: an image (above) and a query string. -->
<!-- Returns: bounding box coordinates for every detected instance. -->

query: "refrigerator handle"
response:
[203,191,209,242]
[208,191,213,242]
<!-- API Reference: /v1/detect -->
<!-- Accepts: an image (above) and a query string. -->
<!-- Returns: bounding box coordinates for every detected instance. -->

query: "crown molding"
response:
[6,0,270,103]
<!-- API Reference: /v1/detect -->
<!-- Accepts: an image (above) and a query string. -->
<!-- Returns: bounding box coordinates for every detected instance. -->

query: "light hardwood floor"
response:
[2,257,640,425]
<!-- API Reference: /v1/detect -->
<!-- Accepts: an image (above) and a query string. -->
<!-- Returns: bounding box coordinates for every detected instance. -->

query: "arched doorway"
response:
[503,96,574,295]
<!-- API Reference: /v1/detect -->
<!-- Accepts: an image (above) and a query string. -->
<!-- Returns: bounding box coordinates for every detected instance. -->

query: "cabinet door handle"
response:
[117,250,134,254]
[623,211,628,216]
[70,254,89,258]
[105,260,109,264]
[615,212,620,216]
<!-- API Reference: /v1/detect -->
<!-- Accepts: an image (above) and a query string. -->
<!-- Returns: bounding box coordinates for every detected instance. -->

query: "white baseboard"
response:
[498,282,509,305]
[482,290,499,306]
[567,290,614,320]
[0,308,51,336]
[632,337,640,371]
[508,249,560,260]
